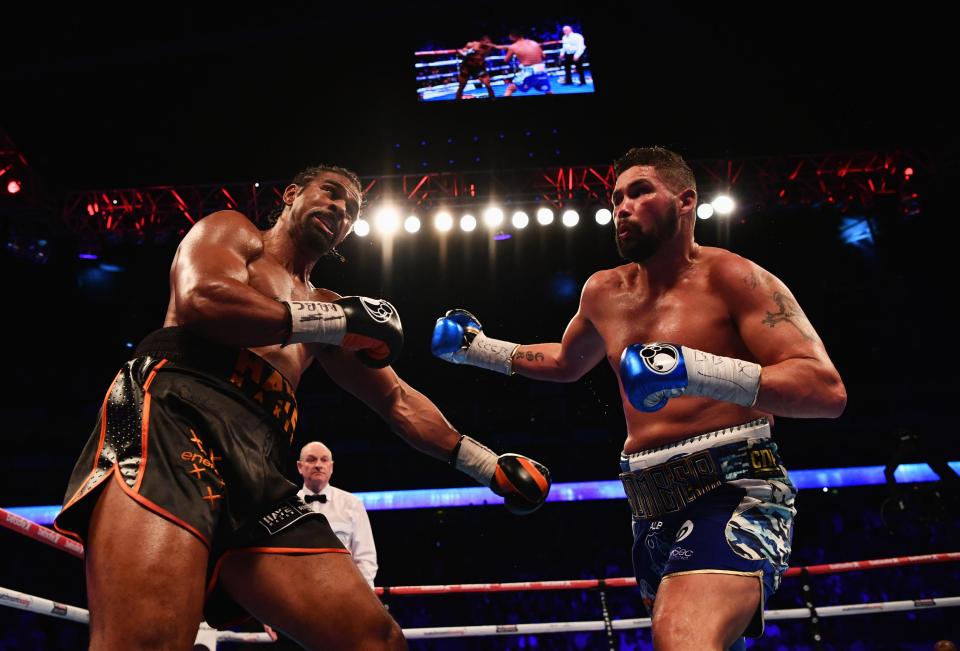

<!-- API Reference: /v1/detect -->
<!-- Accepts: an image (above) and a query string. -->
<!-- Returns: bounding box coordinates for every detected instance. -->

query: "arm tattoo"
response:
[514,350,546,363]
[743,272,761,290]
[762,292,817,342]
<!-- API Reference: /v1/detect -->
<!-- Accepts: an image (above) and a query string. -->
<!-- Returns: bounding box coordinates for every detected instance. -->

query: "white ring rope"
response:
[4,510,957,644]
[3,585,957,642]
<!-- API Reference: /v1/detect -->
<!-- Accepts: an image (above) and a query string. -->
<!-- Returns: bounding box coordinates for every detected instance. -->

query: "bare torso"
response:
[583,248,768,454]
[163,220,330,388]
[509,39,544,66]
[466,41,495,57]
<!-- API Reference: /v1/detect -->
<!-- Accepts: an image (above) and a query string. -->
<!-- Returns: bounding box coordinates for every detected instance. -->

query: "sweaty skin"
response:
[436,159,846,651]
[163,171,461,458]
[510,165,846,454]
[86,170,413,650]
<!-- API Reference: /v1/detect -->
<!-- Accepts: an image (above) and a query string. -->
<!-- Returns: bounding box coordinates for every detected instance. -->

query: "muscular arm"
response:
[314,346,461,460]
[723,258,847,418]
[168,211,289,347]
[511,277,606,382]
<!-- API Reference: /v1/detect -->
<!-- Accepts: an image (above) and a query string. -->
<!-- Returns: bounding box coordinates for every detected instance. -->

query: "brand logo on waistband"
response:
[675,520,694,542]
[258,498,315,536]
[750,448,778,471]
[361,297,394,323]
[639,343,680,375]
[620,450,722,520]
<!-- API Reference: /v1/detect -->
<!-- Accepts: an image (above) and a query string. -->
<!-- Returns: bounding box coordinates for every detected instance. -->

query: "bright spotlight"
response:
[512,211,529,229]
[373,206,400,234]
[483,206,504,228]
[712,195,736,216]
[536,207,554,225]
[404,216,421,233]
[353,219,370,237]
[697,204,715,220]
[435,211,453,232]
[562,209,580,227]
[460,214,477,232]
[594,208,612,225]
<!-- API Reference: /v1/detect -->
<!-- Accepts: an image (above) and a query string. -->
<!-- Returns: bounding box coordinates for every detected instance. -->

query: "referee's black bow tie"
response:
[305,494,327,504]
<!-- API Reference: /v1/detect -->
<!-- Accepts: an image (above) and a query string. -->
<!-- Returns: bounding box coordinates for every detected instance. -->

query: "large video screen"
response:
[415,21,594,102]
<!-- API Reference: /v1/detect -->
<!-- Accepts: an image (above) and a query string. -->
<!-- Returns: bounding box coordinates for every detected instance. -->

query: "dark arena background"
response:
[3,4,957,650]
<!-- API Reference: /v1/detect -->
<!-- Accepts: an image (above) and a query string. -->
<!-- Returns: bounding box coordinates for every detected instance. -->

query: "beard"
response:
[304,229,332,253]
[616,229,660,263]
[615,203,679,263]
[290,212,337,254]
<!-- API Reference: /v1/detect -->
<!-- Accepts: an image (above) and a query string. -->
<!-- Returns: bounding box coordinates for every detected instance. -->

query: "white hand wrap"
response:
[681,346,762,407]
[464,332,520,376]
[453,435,498,485]
[284,300,346,345]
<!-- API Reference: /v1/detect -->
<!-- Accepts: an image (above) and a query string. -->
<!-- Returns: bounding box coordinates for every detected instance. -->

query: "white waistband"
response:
[620,418,770,472]
[522,63,546,72]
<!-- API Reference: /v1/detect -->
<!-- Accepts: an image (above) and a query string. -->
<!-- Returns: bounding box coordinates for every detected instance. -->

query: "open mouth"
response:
[309,211,337,237]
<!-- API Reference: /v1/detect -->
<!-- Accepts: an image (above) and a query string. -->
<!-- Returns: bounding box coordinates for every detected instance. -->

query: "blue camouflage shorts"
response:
[622,419,796,639]
[512,64,551,93]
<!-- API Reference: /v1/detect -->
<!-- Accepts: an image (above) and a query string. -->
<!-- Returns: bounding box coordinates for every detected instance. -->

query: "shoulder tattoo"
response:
[762,291,817,342]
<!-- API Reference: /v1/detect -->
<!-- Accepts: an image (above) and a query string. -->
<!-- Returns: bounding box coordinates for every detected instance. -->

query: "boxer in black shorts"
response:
[54,164,551,650]
[56,329,349,628]
[456,36,497,100]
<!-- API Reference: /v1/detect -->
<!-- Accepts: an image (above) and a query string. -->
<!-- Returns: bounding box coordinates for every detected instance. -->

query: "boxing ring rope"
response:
[372,552,960,595]
[3,582,958,644]
[402,598,960,639]
[0,588,275,644]
[2,506,958,646]
[0,507,83,559]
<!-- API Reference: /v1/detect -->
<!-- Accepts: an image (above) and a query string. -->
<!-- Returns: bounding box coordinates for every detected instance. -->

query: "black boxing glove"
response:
[284,296,403,368]
[451,435,551,515]
[492,454,552,515]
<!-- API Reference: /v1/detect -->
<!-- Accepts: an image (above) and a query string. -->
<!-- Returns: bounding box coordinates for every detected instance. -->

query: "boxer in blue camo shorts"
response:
[511,64,551,94]
[430,146,846,650]
[503,30,552,96]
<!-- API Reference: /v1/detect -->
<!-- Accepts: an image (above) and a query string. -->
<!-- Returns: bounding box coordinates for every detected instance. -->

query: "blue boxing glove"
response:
[620,342,762,412]
[432,309,519,375]
[431,309,481,357]
[620,343,689,412]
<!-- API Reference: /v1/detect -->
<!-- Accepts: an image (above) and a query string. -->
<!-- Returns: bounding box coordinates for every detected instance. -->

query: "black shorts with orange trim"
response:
[54,327,348,627]
[460,61,489,78]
